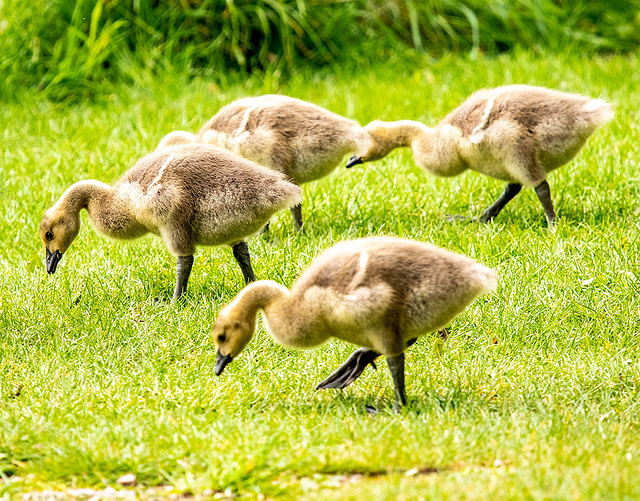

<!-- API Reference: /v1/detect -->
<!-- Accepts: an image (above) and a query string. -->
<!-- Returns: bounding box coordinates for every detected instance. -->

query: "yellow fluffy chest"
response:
[115,181,175,235]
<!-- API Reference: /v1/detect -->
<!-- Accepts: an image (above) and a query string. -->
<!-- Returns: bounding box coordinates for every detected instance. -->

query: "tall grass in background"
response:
[1,0,639,101]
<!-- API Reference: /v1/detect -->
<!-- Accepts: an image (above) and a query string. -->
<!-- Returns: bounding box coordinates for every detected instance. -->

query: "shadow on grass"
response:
[318,465,442,477]
[296,392,473,416]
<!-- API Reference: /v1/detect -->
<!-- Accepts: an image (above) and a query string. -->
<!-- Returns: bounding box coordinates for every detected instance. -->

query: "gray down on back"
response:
[114,144,302,248]
[196,95,368,184]
[443,85,610,171]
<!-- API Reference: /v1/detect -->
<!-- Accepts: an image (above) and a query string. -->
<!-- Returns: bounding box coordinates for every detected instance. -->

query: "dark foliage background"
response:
[1,0,639,100]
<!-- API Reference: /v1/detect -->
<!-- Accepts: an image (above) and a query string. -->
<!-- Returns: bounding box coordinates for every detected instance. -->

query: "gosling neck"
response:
[232,280,290,323]
[384,120,435,149]
[54,180,112,216]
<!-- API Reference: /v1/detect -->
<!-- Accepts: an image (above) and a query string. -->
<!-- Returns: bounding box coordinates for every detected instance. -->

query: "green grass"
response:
[1,50,640,499]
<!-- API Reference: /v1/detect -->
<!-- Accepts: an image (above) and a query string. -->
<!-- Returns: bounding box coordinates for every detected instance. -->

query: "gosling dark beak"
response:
[346,155,363,168]
[215,351,233,376]
[45,248,62,274]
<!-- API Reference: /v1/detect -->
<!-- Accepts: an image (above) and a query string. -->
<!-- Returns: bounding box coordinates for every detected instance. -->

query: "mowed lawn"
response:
[1,51,639,499]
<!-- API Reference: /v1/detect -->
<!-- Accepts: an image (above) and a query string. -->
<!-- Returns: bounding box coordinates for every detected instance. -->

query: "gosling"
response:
[212,236,496,409]
[347,85,613,226]
[159,95,373,230]
[39,144,302,301]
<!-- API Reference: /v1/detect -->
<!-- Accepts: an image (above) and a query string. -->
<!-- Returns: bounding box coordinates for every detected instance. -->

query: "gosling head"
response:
[346,121,404,168]
[212,304,257,376]
[38,208,80,274]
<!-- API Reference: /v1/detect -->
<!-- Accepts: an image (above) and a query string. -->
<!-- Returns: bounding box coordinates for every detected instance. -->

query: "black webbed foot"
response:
[315,348,380,390]
[154,294,168,304]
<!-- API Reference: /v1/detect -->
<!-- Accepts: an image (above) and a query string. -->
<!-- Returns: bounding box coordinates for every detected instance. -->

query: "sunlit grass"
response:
[0,51,639,499]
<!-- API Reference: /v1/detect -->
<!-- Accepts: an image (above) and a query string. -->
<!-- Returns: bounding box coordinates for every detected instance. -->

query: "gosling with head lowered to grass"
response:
[158,95,373,230]
[39,144,302,301]
[347,85,613,226]
[212,236,496,409]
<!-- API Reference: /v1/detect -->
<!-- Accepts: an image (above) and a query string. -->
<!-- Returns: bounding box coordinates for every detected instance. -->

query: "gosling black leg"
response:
[315,348,381,390]
[534,180,556,226]
[172,255,194,302]
[479,183,522,223]
[260,222,270,238]
[290,203,303,231]
[386,353,407,410]
[232,241,257,284]
[317,339,417,391]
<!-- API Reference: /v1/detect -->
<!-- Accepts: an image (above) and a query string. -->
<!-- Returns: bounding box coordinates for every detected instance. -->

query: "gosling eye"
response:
[218,333,226,343]
[45,231,54,241]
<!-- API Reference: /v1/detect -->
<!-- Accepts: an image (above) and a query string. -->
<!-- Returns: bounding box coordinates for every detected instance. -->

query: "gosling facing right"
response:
[212,237,496,408]
[158,94,373,230]
[347,85,613,226]
[39,144,302,301]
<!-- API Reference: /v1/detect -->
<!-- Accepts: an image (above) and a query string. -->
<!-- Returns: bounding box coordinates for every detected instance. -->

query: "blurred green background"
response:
[1,0,639,102]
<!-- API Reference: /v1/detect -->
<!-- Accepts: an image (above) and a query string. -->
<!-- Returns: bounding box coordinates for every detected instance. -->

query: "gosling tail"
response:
[583,99,614,127]
[470,264,498,297]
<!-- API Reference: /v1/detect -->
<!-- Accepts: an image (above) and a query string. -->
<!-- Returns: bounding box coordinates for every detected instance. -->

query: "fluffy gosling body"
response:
[39,144,302,301]
[212,236,496,408]
[348,85,613,225]
[160,94,372,229]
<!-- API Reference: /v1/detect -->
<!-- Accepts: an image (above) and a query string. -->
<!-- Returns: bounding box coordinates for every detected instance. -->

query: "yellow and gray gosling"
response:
[212,236,496,409]
[347,85,613,225]
[39,144,302,301]
[159,94,373,230]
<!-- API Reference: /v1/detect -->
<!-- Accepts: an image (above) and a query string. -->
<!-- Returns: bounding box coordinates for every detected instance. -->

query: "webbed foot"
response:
[315,348,380,390]
[154,294,168,304]
[365,404,378,416]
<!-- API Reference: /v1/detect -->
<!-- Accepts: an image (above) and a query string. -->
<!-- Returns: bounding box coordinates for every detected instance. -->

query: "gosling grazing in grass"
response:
[160,94,373,230]
[39,144,302,301]
[347,85,613,226]
[212,237,496,408]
